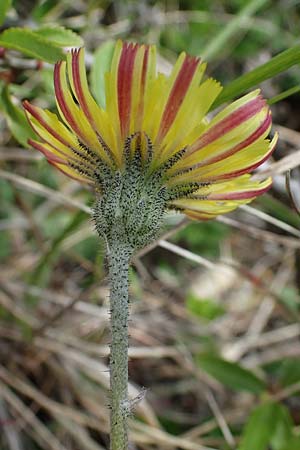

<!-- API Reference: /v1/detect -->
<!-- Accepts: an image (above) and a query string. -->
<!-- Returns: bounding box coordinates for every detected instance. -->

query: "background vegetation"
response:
[1,1,300,449]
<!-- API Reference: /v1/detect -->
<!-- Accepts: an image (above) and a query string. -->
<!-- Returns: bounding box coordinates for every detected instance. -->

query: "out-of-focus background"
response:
[1,1,300,449]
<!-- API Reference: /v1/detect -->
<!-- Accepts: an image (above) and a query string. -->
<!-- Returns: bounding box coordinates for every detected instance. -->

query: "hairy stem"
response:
[107,236,132,450]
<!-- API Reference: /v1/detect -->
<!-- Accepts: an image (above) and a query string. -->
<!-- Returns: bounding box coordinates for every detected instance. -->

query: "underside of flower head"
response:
[24,40,277,223]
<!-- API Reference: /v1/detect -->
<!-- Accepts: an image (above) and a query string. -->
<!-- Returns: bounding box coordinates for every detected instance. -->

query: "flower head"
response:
[24,41,276,237]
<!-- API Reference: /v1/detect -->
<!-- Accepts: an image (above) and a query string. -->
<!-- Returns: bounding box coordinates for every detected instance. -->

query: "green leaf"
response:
[201,0,269,61]
[0,0,11,26]
[0,28,64,63]
[279,435,300,450]
[239,402,277,450]
[278,358,300,387]
[212,45,300,108]
[238,402,292,450]
[197,354,266,393]
[33,25,83,47]
[32,0,58,21]
[268,85,300,105]
[0,84,36,147]
[270,404,293,450]
[186,294,225,321]
[90,40,115,108]
[28,210,88,292]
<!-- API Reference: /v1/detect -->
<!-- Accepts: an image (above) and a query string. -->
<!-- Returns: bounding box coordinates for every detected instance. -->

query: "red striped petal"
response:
[135,46,149,130]
[189,95,266,154]
[54,61,82,136]
[28,139,67,164]
[71,48,93,122]
[207,138,277,182]
[208,183,272,201]
[24,101,71,148]
[198,110,272,167]
[117,43,138,139]
[157,55,200,142]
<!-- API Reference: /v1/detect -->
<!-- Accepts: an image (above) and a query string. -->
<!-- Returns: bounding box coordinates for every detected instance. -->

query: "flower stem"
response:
[107,236,132,450]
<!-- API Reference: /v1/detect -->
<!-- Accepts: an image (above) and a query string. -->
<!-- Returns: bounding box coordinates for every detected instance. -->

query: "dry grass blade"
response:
[240,204,300,237]
[57,417,106,450]
[274,380,300,402]
[158,239,216,269]
[274,124,300,146]
[0,285,38,328]
[0,169,92,214]
[0,365,100,430]
[218,216,300,248]
[0,381,68,450]
[156,238,299,322]
[131,421,218,450]
[223,323,300,361]
[36,333,179,360]
[254,148,300,179]
[286,170,300,215]
[3,280,109,320]
[0,399,23,450]
[0,148,42,161]
[44,347,160,428]
[204,390,235,448]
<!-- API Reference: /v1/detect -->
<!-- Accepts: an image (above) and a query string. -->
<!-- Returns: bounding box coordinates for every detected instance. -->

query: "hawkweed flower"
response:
[23,41,277,450]
[24,41,276,232]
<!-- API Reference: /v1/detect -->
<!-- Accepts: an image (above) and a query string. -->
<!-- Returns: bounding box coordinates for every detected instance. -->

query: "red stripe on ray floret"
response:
[23,101,84,165]
[23,100,71,148]
[71,49,92,122]
[196,110,272,167]
[136,46,149,124]
[204,143,276,182]
[54,61,83,137]
[157,55,200,141]
[117,42,138,139]
[28,139,67,164]
[141,47,149,93]
[208,183,272,201]
[189,95,267,154]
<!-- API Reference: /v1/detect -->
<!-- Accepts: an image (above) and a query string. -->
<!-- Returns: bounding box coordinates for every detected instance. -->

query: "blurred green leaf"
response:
[212,45,300,108]
[32,0,58,21]
[268,85,300,105]
[175,221,228,257]
[0,84,36,147]
[0,28,64,63]
[201,0,269,61]
[279,435,300,450]
[33,25,83,47]
[186,294,225,321]
[278,288,300,314]
[239,402,293,450]
[28,210,88,290]
[258,195,300,229]
[271,404,293,450]
[0,178,14,207]
[73,236,99,261]
[90,40,115,108]
[197,354,266,393]
[0,231,11,260]
[278,358,300,387]
[0,0,11,25]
